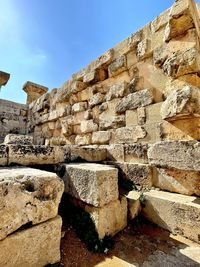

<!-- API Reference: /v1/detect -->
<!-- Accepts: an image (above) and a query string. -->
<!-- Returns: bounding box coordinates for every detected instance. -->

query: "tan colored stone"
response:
[4,134,33,145]
[112,126,146,144]
[137,107,146,125]
[106,81,127,101]
[145,102,163,124]
[126,191,141,220]
[0,216,62,267]
[0,145,8,166]
[136,39,151,60]
[124,143,148,164]
[99,115,125,130]
[125,110,138,127]
[80,120,98,133]
[72,102,87,113]
[75,134,91,145]
[62,163,119,207]
[89,93,104,108]
[108,55,127,77]
[92,131,111,144]
[70,145,107,162]
[143,190,200,243]
[0,167,64,240]
[103,144,124,162]
[0,71,10,86]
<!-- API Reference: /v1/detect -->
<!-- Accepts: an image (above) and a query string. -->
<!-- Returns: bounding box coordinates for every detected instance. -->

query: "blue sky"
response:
[1,0,196,103]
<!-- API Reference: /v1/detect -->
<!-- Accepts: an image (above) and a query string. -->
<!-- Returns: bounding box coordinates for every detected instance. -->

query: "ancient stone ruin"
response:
[0,0,200,266]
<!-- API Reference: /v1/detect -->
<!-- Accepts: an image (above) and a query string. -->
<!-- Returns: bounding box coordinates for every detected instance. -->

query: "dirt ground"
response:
[59,202,200,267]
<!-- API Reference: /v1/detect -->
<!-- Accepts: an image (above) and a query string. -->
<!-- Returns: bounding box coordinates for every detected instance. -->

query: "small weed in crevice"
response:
[139,192,146,208]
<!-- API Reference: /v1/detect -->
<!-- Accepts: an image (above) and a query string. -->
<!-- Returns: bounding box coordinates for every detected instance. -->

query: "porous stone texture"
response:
[106,82,127,101]
[70,145,107,162]
[0,216,62,267]
[0,145,8,166]
[8,145,65,165]
[62,163,119,207]
[124,143,148,164]
[4,134,33,145]
[113,126,146,144]
[153,168,200,196]
[108,55,127,77]
[0,167,64,240]
[125,191,141,220]
[92,131,111,144]
[148,141,200,171]
[0,71,10,86]
[143,190,200,244]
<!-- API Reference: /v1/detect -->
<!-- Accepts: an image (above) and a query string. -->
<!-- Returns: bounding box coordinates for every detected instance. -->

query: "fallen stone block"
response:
[125,191,141,220]
[4,134,33,145]
[0,167,64,240]
[143,190,200,244]
[8,145,65,165]
[148,140,200,171]
[0,216,62,267]
[62,163,119,207]
[0,145,8,166]
[70,145,107,162]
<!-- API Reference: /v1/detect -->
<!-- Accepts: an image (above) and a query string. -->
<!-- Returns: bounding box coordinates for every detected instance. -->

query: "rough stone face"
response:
[137,39,151,60]
[0,216,62,267]
[72,102,87,113]
[80,120,98,134]
[124,143,148,164]
[4,134,33,145]
[125,191,141,220]
[89,93,104,108]
[75,134,91,145]
[8,145,65,165]
[108,55,127,77]
[0,145,8,166]
[69,196,127,239]
[143,190,200,244]
[116,89,154,113]
[153,168,200,196]
[70,145,107,162]
[148,141,200,171]
[0,167,64,240]
[0,71,10,86]
[103,144,124,162]
[106,82,127,101]
[113,126,146,144]
[161,86,200,120]
[99,115,125,130]
[92,131,111,144]
[62,163,119,207]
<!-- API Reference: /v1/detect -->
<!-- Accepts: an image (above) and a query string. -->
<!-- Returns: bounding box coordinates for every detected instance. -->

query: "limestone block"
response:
[148,140,200,171]
[80,120,98,134]
[92,131,111,144]
[0,167,64,240]
[125,110,138,127]
[99,115,125,130]
[128,30,142,49]
[116,89,154,113]
[136,39,151,60]
[161,86,200,120]
[0,216,62,267]
[137,107,146,125]
[151,9,170,33]
[8,145,65,165]
[125,191,141,220]
[70,145,107,162]
[48,105,71,122]
[83,70,97,83]
[72,102,87,113]
[77,87,93,102]
[153,167,200,196]
[103,144,124,162]
[90,49,114,71]
[69,197,127,239]
[62,163,119,207]
[142,190,200,243]
[108,55,127,77]
[106,81,127,101]
[0,71,10,86]
[124,143,148,164]
[4,134,33,145]
[60,118,73,137]
[0,145,8,166]
[112,126,146,144]
[89,93,104,108]
[75,134,91,145]
[145,102,163,124]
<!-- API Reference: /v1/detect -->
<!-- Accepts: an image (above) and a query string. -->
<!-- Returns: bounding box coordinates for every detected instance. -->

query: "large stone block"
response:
[62,163,119,207]
[112,126,146,144]
[143,190,200,243]
[0,167,64,240]
[148,141,200,171]
[0,216,62,267]
[125,191,141,220]
[153,168,200,196]
[106,82,127,101]
[116,89,154,113]
[4,134,33,145]
[80,120,98,134]
[8,145,66,165]
[108,55,127,77]
[124,143,148,164]
[99,115,125,130]
[92,131,111,144]
[70,145,107,162]
[0,145,8,166]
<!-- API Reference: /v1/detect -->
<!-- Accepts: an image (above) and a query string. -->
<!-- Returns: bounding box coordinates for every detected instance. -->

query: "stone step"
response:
[0,167,64,240]
[61,163,119,207]
[142,190,200,243]
[0,216,62,267]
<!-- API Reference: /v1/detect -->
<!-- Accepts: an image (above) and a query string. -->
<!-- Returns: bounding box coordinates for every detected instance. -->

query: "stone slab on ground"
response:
[62,163,119,207]
[8,144,65,165]
[142,190,200,243]
[4,134,33,145]
[0,145,8,166]
[0,167,64,240]
[0,216,62,267]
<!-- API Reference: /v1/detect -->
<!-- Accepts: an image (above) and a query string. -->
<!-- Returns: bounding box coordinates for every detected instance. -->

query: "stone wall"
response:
[28,0,200,147]
[0,99,28,143]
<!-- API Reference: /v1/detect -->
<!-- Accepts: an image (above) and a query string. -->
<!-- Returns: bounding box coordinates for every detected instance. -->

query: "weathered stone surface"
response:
[125,191,141,220]
[124,143,148,164]
[116,89,154,113]
[4,134,33,145]
[8,145,65,165]
[80,120,98,133]
[89,93,104,108]
[0,216,62,267]
[92,131,111,144]
[137,107,146,125]
[153,168,200,196]
[0,145,8,166]
[0,167,64,240]
[103,144,124,162]
[112,126,146,144]
[69,196,127,239]
[161,86,200,120]
[62,163,119,207]
[108,55,127,77]
[125,110,138,127]
[72,102,87,113]
[70,145,107,162]
[137,39,151,60]
[106,82,127,101]
[0,71,10,86]
[23,81,48,105]
[99,115,125,130]
[75,134,91,145]
[143,190,200,243]
[148,141,200,171]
